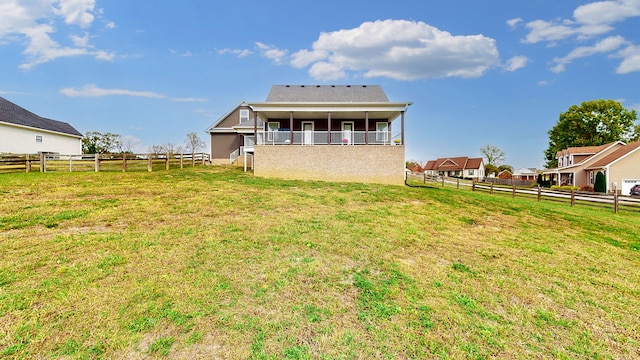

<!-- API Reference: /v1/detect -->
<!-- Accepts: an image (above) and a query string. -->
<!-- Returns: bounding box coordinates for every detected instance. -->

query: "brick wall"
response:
[254,145,405,185]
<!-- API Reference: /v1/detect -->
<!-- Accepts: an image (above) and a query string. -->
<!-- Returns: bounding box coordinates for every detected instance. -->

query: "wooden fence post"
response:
[537,186,542,202]
[148,154,153,172]
[94,154,100,172]
[165,153,170,170]
[180,154,184,169]
[123,154,127,172]
[472,181,475,191]
[201,152,205,165]
[423,172,426,184]
[512,185,516,198]
[25,154,31,173]
[570,190,575,207]
[614,192,619,214]
[490,182,494,195]
[457,178,460,189]
[40,152,45,172]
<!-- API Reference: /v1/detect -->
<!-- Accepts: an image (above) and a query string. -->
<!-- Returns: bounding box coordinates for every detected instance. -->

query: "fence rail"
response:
[0,153,210,173]
[407,173,640,214]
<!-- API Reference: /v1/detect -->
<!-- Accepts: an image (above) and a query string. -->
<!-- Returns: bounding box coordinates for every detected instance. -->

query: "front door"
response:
[302,121,314,145]
[341,121,354,145]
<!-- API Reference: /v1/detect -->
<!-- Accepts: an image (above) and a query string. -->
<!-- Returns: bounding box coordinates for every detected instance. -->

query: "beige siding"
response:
[1,123,81,155]
[254,145,405,185]
[609,150,640,193]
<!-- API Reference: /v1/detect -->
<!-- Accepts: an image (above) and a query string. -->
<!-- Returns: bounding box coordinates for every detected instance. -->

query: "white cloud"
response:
[290,19,499,81]
[519,0,640,73]
[53,0,95,28]
[255,42,288,64]
[573,0,640,25]
[218,48,253,57]
[504,55,529,71]
[507,18,523,29]
[59,84,166,98]
[0,0,113,69]
[615,44,640,73]
[551,35,627,73]
[70,32,90,47]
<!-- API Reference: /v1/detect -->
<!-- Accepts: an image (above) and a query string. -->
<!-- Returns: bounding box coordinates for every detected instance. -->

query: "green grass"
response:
[1,166,639,358]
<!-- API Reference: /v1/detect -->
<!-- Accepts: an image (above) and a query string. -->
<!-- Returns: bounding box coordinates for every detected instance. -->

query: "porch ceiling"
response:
[249,102,411,122]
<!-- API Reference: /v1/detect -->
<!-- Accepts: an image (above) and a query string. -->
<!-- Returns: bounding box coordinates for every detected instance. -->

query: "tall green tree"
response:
[82,131,122,154]
[544,99,639,168]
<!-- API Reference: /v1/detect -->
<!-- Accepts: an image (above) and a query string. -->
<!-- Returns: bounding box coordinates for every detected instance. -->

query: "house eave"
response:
[0,120,83,139]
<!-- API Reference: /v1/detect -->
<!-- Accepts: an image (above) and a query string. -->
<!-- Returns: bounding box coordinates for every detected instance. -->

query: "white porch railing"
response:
[229,149,240,164]
[256,131,401,145]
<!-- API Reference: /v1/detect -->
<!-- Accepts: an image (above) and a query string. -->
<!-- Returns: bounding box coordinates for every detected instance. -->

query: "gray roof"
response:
[265,85,390,102]
[0,97,83,137]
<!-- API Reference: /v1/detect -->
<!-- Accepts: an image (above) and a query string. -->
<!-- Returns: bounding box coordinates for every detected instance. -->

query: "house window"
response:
[376,122,388,142]
[589,171,594,185]
[239,109,249,124]
[35,135,43,143]
[469,169,474,176]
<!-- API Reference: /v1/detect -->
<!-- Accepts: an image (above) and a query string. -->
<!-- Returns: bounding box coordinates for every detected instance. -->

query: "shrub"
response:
[579,185,594,192]
[594,171,606,192]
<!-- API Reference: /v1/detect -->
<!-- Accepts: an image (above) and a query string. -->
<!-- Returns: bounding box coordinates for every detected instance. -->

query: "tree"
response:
[185,132,205,155]
[544,99,639,168]
[594,171,606,192]
[480,144,506,166]
[82,131,122,154]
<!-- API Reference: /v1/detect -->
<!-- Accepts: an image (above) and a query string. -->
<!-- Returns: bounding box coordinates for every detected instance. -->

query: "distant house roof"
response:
[0,97,83,137]
[556,142,616,158]
[424,157,484,171]
[265,85,390,102]
[586,141,640,169]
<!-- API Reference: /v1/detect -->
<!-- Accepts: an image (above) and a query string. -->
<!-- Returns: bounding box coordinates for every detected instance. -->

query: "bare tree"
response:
[480,144,506,166]
[185,132,206,155]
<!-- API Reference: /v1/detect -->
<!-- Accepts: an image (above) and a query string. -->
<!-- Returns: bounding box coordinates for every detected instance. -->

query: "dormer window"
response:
[239,109,249,124]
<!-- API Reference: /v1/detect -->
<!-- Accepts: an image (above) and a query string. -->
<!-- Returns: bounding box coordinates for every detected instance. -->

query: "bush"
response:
[551,185,579,191]
[579,185,594,192]
[594,171,606,192]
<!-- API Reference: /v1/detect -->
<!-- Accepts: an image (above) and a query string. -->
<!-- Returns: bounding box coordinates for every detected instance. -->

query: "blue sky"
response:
[1,0,639,169]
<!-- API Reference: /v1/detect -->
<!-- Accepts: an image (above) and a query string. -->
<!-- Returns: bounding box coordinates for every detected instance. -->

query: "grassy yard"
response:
[0,167,639,359]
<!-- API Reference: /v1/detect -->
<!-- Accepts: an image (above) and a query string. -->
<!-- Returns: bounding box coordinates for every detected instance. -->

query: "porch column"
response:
[253,111,257,144]
[289,112,294,144]
[327,112,332,145]
[365,111,369,145]
[401,111,405,145]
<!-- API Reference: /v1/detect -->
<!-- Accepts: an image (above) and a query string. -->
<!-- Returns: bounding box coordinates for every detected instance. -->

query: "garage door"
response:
[622,179,640,195]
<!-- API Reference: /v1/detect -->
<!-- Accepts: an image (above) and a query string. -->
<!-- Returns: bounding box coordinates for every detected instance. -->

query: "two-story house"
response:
[0,97,83,155]
[542,141,640,193]
[207,85,412,185]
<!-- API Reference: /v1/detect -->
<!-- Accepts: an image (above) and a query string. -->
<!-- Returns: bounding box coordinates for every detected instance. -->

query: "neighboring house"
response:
[542,141,627,188]
[513,167,537,181]
[0,97,82,155]
[584,141,640,194]
[423,157,485,180]
[497,169,512,179]
[207,85,412,185]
